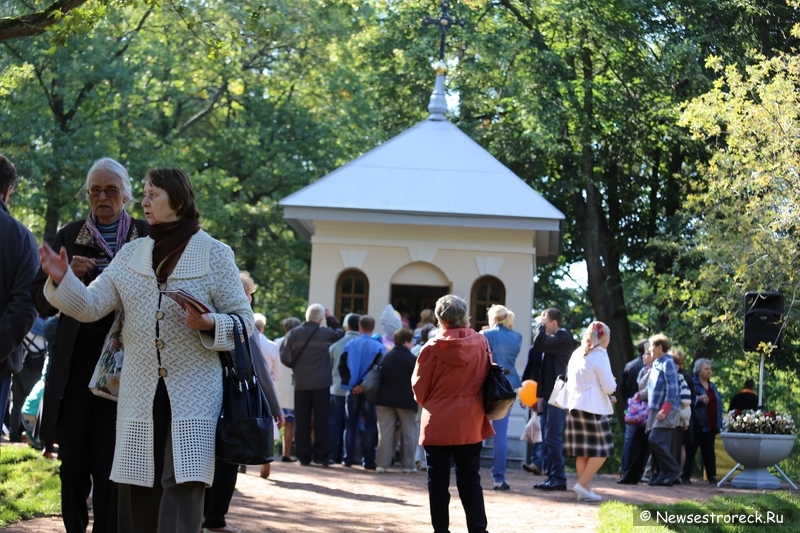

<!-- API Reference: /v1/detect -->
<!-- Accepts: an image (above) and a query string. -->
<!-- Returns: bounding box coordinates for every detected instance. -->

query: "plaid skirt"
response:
[562,408,614,458]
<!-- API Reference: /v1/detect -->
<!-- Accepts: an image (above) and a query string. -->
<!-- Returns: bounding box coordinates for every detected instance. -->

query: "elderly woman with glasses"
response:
[32,157,149,533]
[39,167,253,533]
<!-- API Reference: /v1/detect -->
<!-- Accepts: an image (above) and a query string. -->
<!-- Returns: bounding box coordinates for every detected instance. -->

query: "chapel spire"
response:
[423,1,466,121]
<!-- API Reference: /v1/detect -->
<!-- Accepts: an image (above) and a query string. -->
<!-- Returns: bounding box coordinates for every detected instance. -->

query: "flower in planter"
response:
[725,409,796,435]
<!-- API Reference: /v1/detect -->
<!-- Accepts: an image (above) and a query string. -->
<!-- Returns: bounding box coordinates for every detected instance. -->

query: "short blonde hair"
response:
[239,271,257,295]
[253,313,266,331]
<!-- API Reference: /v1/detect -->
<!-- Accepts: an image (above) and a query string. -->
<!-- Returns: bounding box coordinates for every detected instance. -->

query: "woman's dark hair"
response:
[393,327,413,346]
[144,167,199,220]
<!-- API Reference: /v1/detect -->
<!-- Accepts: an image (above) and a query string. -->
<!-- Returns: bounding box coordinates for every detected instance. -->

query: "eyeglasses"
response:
[88,186,121,198]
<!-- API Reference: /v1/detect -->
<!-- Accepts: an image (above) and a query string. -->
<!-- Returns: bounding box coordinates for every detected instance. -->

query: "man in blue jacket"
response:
[0,155,39,441]
[338,315,385,469]
[532,308,573,491]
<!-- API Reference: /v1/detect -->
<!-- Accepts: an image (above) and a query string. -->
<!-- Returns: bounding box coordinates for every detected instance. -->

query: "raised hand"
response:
[39,242,69,284]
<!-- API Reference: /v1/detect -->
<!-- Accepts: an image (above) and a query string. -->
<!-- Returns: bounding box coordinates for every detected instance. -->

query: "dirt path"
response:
[2,461,785,533]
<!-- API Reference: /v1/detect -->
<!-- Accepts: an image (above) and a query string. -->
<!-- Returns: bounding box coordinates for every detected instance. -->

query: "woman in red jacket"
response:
[412,295,494,533]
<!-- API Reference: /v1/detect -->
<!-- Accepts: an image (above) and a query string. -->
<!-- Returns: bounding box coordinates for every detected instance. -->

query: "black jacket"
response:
[279,316,344,390]
[531,324,573,399]
[521,345,543,383]
[0,199,39,374]
[375,345,417,411]
[31,218,149,441]
[621,356,645,401]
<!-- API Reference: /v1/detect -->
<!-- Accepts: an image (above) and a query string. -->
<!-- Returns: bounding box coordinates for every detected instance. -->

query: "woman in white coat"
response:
[39,167,253,533]
[563,321,616,502]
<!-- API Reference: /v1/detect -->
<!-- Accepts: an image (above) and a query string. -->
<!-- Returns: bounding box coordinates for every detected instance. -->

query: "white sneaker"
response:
[376,467,387,473]
[572,483,601,502]
[402,468,415,474]
[573,483,602,502]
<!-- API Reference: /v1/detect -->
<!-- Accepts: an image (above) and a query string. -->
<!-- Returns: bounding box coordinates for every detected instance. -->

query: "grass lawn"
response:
[598,492,800,532]
[0,445,61,527]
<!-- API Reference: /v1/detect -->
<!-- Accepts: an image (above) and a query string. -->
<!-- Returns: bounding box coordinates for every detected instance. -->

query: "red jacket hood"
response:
[426,327,487,367]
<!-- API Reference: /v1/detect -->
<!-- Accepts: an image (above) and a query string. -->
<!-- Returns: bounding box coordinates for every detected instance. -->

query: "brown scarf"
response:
[149,218,201,284]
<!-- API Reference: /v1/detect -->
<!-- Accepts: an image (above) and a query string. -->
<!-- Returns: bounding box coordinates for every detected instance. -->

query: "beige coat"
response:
[45,230,253,487]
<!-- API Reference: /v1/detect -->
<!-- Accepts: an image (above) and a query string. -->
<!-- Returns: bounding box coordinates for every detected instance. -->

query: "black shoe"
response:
[300,462,311,466]
[281,456,297,463]
[535,479,567,491]
[679,477,692,485]
[708,477,718,484]
[364,465,377,471]
[616,478,638,485]
[237,465,247,474]
[493,482,510,491]
[650,476,677,487]
[522,463,542,475]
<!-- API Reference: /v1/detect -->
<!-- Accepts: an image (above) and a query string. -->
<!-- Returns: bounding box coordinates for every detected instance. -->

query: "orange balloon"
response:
[519,380,538,407]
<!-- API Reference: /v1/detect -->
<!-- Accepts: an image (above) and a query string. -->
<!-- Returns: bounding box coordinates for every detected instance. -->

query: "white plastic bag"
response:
[521,412,542,443]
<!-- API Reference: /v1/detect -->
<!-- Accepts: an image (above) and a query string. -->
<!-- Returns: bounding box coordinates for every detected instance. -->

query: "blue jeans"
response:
[0,373,11,434]
[540,403,566,484]
[621,422,638,473]
[344,392,377,468]
[529,441,543,470]
[490,411,510,483]
[329,394,347,463]
[425,443,488,533]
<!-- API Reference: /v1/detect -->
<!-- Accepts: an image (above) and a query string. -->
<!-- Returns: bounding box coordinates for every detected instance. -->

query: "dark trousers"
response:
[8,365,41,439]
[329,394,347,463]
[118,379,204,533]
[684,431,717,480]
[204,461,238,529]
[425,443,487,533]
[344,392,377,468]
[0,373,10,434]
[294,387,331,464]
[618,425,649,483]
[539,403,567,484]
[648,427,681,482]
[55,387,118,533]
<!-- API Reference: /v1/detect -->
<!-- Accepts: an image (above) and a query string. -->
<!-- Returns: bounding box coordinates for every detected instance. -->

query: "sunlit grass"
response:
[0,445,61,527]
[598,492,800,532]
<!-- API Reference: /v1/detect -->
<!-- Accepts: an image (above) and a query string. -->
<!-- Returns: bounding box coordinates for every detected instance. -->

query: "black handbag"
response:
[483,342,517,420]
[360,354,383,402]
[215,315,275,465]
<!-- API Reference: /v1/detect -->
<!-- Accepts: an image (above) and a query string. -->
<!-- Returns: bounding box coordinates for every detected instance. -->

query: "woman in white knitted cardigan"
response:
[40,168,253,533]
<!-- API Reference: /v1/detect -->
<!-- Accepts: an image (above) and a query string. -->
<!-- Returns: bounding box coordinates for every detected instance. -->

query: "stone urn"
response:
[721,432,796,489]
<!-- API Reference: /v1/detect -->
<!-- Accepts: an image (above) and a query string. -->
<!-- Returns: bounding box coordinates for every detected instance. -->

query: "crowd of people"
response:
[0,152,760,533]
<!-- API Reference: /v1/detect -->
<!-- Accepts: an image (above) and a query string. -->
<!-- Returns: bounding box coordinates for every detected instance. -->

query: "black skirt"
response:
[562,408,614,458]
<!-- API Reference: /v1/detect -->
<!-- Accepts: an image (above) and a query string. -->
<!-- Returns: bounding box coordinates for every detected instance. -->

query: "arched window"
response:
[335,269,369,322]
[470,276,506,331]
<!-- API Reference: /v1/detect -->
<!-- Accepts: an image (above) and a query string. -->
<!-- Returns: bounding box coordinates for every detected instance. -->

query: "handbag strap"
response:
[288,323,320,368]
[225,314,258,388]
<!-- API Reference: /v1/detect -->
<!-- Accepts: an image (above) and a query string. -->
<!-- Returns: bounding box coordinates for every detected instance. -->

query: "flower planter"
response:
[721,433,796,489]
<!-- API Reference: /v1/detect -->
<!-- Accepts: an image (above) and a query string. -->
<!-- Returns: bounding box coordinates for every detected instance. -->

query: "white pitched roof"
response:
[280,116,564,260]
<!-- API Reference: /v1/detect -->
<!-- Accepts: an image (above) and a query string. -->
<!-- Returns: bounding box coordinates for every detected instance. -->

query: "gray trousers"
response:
[648,427,682,482]
[377,406,417,470]
[117,428,205,533]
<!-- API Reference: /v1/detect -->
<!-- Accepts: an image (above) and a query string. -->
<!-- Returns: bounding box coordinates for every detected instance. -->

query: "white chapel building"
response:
[280,68,564,440]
